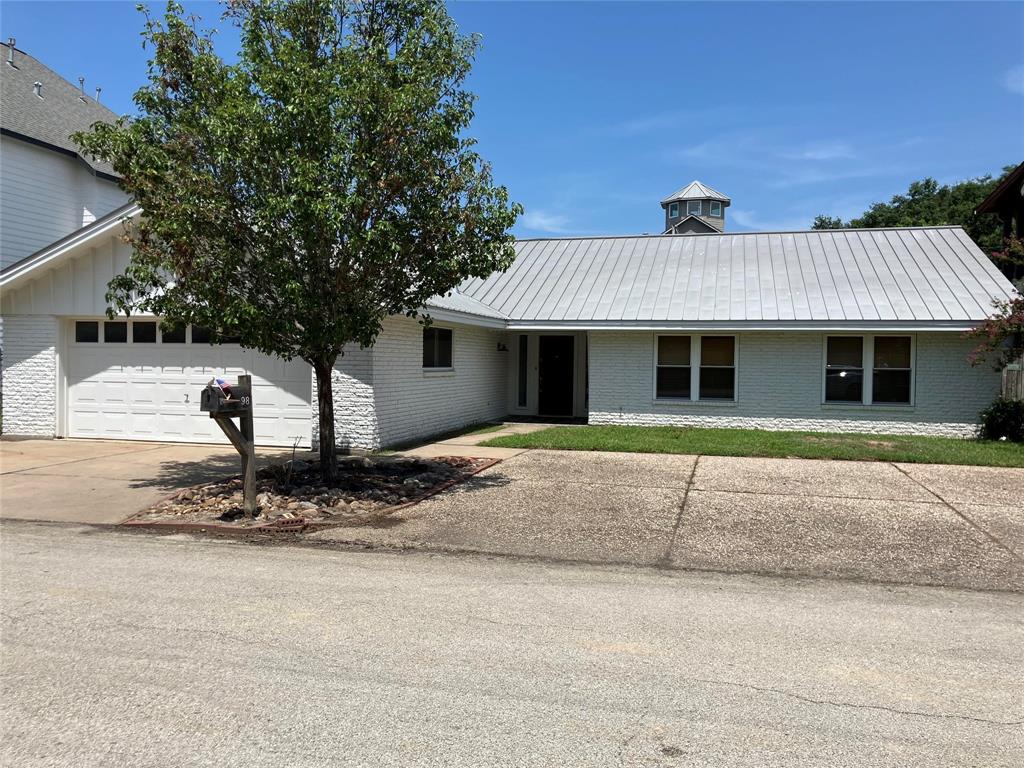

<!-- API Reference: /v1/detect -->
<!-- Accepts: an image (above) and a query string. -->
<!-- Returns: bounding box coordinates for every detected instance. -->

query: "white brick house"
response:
[4,207,1014,448]
[1,43,1017,449]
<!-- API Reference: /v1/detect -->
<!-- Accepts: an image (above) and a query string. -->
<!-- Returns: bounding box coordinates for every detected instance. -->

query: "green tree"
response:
[74,0,520,481]
[811,169,1017,253]
[965,236,1024,369]
[811,214,845,230]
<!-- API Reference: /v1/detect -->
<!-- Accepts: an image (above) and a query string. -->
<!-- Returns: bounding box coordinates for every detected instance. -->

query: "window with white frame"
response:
[872,336,912,403]
[699,336,736,399]
[669,202,679,218]
[710,201,722,217]
[656,334,737,401]
[687,200,701,216]
[423,326,453,369]
[825,337,863,403]
[825,335,912,405]
[656,336,691,398]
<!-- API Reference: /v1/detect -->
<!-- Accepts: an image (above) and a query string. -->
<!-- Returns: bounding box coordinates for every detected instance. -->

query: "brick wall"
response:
[369,316,507,447]
[312,344,380,451]
[1,315,59,436]
[588,331,1000,437]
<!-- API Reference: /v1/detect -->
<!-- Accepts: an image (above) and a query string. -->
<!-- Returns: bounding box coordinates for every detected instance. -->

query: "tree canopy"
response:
[813,169,1023,372]
[811,170,1016,253]
[74,0,521,479]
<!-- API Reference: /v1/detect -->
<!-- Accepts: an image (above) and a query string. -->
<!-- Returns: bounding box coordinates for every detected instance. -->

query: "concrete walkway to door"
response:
[0,439,304,525]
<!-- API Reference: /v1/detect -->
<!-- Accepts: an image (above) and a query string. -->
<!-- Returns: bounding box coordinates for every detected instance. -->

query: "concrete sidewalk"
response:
[310,449,1024,592]
[395,421,548,459]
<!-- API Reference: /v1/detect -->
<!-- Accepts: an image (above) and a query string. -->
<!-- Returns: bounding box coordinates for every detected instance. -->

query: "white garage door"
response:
[66,319,312,447]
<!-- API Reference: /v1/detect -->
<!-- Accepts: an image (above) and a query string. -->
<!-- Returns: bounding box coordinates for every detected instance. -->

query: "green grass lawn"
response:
[482,425,1024,467]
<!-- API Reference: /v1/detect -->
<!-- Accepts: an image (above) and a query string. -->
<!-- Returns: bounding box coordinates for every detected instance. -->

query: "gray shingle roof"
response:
[661,180,730,204]
[457,227,1017,327]
[1,41,118,176]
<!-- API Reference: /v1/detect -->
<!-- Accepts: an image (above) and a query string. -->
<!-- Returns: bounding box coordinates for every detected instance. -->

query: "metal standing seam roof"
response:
[1,42,119,176]
[661,180,731,204]
[424,290,508,320]
[456,227,1018,327]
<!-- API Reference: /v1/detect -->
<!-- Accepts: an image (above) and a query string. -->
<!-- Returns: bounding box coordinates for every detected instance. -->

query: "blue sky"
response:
[3,1,1022,237]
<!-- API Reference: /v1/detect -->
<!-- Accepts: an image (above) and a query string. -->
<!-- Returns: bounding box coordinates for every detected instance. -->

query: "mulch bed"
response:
[122,454,496,534]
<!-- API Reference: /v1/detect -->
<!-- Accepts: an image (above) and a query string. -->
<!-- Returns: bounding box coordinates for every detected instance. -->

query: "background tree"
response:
[810,214,845,230]
[965,236,1024,369]
[811,166,1024,369]
[75,0,521,481]
[811,169,1017,255]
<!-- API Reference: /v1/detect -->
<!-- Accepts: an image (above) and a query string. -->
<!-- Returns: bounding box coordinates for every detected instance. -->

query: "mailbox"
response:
[200,380,252,415]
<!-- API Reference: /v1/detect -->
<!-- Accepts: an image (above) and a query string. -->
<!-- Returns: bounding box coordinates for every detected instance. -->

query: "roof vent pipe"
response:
[6,38,14,66]
[33,81,42,98]
[94,86,101,102]
[78,76,87,101]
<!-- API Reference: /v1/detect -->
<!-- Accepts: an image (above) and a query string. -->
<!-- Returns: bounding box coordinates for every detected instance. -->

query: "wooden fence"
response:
[1003,365,1024,400]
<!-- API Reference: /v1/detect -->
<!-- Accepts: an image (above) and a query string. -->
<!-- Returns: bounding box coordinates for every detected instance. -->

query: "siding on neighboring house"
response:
[588,331,999,436]
[0,314,59,436]
[320,315,508,450]
[0,136,128,268]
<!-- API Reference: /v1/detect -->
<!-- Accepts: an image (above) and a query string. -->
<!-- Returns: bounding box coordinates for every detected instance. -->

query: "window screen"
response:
[699,336,735,400]
[873,337,911,404]
[825,337,863,402]
[423,327,453,368]
[656,336,691,398]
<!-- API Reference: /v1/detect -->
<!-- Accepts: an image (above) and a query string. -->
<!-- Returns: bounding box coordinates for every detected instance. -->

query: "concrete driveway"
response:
[311,449,1024,592]
[0,439,302,525]
[3,439,1021,591]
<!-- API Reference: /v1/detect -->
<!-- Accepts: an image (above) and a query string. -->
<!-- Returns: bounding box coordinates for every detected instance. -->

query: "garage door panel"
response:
[68,325,311,447]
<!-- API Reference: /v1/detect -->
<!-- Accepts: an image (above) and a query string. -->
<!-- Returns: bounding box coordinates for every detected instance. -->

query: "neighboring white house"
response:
[0,40,128,269]
[0,43,1018,449]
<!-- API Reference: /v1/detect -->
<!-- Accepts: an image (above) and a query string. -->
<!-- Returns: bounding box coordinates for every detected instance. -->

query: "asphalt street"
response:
[1,520,1022,767]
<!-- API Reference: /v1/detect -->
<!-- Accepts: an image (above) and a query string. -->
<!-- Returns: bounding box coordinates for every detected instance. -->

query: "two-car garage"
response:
[65,318,312,447]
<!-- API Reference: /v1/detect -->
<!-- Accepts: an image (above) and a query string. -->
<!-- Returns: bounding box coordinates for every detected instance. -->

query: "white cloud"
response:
[519,209,571,234]
[1003,64,1024,95]
[767,165,908,189]
[604,106,741,137]
[729,208,813,232]
[779,141,855,161]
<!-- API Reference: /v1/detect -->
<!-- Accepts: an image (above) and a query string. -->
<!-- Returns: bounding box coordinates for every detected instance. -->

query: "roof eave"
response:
[975,161,1024,215]
[419,306,508,329]
[0,128,120,181]
[505,319,986,332]
[0,202,140,289]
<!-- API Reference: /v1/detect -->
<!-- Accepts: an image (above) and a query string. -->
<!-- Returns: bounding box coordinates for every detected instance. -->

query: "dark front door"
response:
[538,335,574,416]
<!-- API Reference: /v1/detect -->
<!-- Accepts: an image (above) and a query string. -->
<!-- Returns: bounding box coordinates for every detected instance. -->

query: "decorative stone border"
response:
[119,456,502,536]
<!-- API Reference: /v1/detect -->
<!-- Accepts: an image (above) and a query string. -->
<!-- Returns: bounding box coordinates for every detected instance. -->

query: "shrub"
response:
[979,397,1024,442]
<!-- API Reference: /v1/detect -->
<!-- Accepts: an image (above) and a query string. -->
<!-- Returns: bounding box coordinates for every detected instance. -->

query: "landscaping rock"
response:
[133,455,491,530]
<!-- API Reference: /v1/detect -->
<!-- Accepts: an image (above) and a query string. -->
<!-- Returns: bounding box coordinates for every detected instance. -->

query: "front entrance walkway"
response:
[397,422,550,460]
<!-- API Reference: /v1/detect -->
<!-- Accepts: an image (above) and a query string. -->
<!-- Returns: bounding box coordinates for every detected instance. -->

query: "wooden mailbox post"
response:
[200,374,257,517]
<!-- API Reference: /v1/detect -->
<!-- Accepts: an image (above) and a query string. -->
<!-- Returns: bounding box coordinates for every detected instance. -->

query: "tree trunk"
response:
[314,359,338,483]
